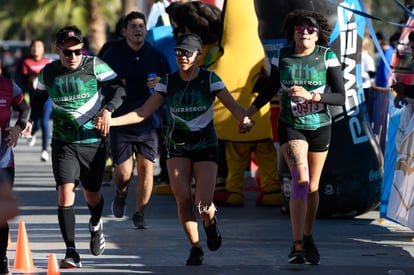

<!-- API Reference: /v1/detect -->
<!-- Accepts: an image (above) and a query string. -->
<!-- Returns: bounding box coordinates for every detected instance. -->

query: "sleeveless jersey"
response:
[273,45,341,129]
[0,77,25,168]
[37,56,118,144]
[155,68,224,149]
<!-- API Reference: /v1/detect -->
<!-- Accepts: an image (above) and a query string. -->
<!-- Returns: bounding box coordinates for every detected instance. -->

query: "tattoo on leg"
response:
[286,141,304,166]
[197,201,216,215]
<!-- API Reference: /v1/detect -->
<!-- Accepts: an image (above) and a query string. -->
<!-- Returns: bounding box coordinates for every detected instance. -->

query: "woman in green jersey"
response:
[244,10,345,265]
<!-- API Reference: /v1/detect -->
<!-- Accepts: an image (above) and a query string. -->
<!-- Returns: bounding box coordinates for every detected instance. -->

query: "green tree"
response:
[368,0,414,38]
[3,0,410,54]
[0,0,126,54]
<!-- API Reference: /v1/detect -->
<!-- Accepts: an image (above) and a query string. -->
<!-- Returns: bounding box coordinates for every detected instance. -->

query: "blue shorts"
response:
[110,130,158,165]
[51,139,106,192]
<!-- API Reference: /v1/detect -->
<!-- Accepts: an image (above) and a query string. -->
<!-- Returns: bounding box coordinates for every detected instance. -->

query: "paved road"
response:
[5,137,414,274]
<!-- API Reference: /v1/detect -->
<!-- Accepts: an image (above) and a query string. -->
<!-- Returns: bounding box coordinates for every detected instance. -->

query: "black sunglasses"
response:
[174,49,195,58]
[294,26,319,35]
[60,48,83,57]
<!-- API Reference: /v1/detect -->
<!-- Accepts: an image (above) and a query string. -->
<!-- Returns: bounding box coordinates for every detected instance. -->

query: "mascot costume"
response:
[149,0,383,217]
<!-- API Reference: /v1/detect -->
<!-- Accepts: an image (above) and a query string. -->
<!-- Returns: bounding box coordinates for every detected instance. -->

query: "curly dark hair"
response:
[166,1,222,44]
[283,10,332,46]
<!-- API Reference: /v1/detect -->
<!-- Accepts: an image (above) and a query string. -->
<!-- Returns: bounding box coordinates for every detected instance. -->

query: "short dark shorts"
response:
[167,146,219,164]
[51,139,106,192]
[278,121,331,152]
[110,130,158,165]
[0,167,14,186]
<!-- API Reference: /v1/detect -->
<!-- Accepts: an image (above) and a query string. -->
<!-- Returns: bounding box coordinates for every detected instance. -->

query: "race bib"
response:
[291,99,325,117]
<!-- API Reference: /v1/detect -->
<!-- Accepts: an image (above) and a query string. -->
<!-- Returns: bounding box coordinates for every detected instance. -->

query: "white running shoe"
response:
[28,135,37,147]
[41,150,49,162]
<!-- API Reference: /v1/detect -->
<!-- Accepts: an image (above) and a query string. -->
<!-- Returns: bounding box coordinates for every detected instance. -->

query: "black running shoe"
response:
[303,237,320,265]
[288,241,305,264]
[132,211,149,229]
[203,217,222,251]
[186,246,204,266]
[111,190,127,218]
[0,256,9,274]
[60,248,82,268]
[89,219,105,256]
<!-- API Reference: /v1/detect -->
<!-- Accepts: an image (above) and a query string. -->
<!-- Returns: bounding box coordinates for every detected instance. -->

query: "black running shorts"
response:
[167,146,219,164]
[278,121,331,152]
[51,139,106,192]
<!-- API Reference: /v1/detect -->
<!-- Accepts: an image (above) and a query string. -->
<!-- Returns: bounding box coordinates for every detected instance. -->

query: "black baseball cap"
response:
[55,26,83,45]
[174,33,202,52]
[295,16,319,29]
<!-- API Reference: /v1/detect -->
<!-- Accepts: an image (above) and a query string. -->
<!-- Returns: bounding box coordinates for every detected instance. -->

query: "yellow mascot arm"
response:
[210,0,272,142]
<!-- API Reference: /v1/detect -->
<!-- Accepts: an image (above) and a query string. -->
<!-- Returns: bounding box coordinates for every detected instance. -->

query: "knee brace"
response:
[291,167,309,201]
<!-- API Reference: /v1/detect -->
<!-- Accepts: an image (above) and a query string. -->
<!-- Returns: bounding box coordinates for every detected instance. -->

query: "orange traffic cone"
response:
[8,232,11,247]
[47,253,60,275]
[13,221,35,272]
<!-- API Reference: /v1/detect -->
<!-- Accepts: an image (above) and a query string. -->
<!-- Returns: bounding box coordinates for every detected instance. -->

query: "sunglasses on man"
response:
[60,48,83,57]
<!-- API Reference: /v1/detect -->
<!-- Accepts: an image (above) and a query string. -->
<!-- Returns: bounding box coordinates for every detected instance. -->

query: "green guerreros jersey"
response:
[273,45,341,129]
[37,56,117,144]
[156,68,223,150]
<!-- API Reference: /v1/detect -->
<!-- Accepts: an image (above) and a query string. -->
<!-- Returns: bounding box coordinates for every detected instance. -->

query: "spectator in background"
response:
[0,48,17,80]
[372,31,394,154]
[98,16,125,58]
[102,11,171,229]
[20,39,52,161]
[389,19,404,49]
[392,31,414,107]
[361,37,376,123]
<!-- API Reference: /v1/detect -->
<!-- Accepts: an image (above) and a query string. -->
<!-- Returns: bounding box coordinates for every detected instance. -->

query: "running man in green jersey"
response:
[28,25,126,269]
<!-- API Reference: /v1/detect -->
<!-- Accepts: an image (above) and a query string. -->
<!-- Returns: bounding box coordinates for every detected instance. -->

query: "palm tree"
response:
[363,0,371,13]
[86,0,107,54]
[0,0,124,54]
[122,0,139,15]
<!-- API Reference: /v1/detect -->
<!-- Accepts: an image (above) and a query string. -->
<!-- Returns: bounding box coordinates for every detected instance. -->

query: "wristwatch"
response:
[104,104,115,113]
[15,120,27,130]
